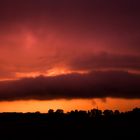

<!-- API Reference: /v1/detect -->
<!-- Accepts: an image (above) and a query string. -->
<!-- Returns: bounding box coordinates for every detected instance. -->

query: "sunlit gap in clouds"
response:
[1,68,139,81]
[16,67,89,79]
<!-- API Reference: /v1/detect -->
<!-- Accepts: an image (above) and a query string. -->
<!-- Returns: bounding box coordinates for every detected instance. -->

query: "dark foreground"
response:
[0,108,140,139]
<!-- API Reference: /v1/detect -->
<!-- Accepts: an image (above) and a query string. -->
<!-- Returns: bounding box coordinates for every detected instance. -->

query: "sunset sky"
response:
[0,0,140,112]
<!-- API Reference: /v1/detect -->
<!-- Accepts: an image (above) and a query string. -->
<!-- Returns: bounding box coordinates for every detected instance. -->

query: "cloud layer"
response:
[0,71,139,101]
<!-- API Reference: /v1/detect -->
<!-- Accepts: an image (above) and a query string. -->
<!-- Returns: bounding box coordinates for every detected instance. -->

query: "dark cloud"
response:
[0,71,139,101]
[69,52,140,71]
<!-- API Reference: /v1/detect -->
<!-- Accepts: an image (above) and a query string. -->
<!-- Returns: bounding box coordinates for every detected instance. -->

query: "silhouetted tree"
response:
[55,109,64,114]
[103,109,113,117]
[114,110,120,115]
[48,109,54,114]
[90,109,102,118]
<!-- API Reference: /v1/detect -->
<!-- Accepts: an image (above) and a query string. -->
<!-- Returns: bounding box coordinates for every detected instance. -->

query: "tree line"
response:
[0,108,139,139]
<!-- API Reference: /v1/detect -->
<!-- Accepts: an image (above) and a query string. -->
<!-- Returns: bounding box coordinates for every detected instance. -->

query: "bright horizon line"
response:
[0,98,139,113]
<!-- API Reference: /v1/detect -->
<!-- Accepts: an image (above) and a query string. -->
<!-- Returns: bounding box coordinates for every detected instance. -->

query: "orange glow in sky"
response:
[0,98,139,113]
[16,67,88,78]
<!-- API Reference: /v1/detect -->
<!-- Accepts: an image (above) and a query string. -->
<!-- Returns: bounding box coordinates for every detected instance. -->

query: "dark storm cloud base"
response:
[0,71,139,101]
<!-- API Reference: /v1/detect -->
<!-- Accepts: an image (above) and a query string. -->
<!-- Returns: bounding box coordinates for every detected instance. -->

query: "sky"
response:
[0,0,140,112]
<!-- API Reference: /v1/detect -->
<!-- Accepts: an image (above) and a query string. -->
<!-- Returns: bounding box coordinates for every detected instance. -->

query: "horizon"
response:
[0,106,139,114]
